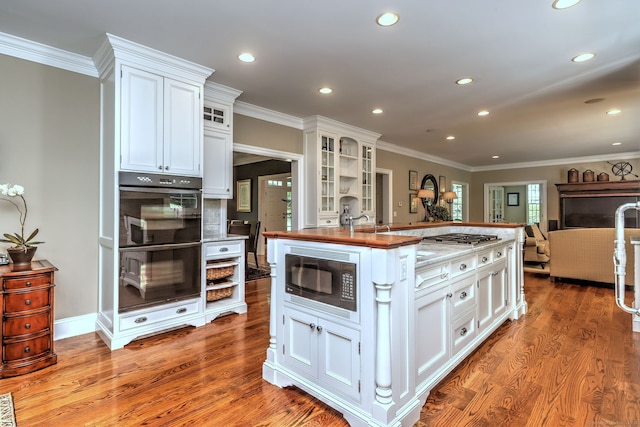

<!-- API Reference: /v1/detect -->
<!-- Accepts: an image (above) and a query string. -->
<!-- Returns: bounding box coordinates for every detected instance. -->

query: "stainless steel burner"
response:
[422,233,500,245]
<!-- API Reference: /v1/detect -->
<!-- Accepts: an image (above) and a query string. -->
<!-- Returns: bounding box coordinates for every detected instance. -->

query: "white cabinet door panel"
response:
[318,319,360,400]
[164,79,201,175]
[283,308,317,377]
[415,285,449,385]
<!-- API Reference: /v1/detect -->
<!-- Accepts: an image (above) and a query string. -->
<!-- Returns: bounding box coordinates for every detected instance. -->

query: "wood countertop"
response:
[262,222,524,249]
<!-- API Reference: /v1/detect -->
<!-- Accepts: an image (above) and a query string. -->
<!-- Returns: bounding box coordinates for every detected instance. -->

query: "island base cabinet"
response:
[282,305,361,401]
[477,260,508,332]
[415,284,449,387]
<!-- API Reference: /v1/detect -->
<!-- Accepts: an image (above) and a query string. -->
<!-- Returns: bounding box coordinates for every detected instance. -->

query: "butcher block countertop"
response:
[262,222,523,249]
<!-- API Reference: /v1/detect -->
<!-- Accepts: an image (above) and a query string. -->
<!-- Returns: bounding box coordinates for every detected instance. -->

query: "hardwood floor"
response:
[1,272,638,426]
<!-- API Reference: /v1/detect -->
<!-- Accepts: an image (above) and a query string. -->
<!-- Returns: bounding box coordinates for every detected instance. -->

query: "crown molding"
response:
[469,150,640,172]
[0,31,98,77]
[377,140,472,171]
[302,115,381,142]
[204,81,243,103]
[234,101,304,129]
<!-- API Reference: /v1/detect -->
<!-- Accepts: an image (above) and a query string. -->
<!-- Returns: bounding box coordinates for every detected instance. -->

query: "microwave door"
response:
[291,263,332,294]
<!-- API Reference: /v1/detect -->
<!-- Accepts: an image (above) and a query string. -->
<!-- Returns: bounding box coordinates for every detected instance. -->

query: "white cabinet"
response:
[120,65,202,176]
[303,116,380,228]
[201,84,242,198]
[203,240,248,323]
[282,304,361,400]
[415,282,449,385]
[203,131,233,198]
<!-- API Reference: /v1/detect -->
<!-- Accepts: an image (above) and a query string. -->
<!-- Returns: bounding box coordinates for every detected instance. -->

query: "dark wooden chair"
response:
[247,221,261,269]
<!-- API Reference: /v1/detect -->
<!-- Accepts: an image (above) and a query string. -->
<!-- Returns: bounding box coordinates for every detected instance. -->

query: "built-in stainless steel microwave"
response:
[285,254,357,311]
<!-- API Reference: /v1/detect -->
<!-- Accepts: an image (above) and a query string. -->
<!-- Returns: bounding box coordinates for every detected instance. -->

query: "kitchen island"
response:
[262,222,526,427]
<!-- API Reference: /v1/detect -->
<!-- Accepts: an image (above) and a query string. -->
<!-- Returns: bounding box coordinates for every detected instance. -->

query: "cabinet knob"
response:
[219,247,229,252]
[482,256,488,263]
[26,281,32,287]
[24,323,31,329]
[446,292,453,298]
[158,165,163,170]
[316,325,323,333]
[24,346,31,354]
[460,327,468,336]
[25,299,31,305]
[165,166,169,170]
[309,323,316,330]
[496,251,502,257]
[460,291,468,299]
[460,264,467,271]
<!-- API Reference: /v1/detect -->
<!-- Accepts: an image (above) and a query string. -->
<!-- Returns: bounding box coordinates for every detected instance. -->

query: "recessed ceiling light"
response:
[552,0,582,10]
[492,155,500,159]
[478,110,490,116]
[606,109,622,115]
[585,98,605,104]
[572,53,595,63]
[372,108,383,114]
[456,77,473,85]
[446,136,455,140]
[238,52,255,63]
[612,142,622,146]
[318,87,333,94]
[376,12,399,26]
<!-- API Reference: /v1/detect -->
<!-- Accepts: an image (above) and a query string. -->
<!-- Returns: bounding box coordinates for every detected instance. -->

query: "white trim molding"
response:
[0,31,98,77]
[54,313,98,341]
[234,101,304,130]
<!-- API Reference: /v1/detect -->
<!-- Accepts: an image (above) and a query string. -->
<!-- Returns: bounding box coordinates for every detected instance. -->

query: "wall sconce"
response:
[417,189,435,221]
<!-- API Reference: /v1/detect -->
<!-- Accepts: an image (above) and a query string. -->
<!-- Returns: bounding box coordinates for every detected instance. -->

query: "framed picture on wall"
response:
[237,179,252,212]
[439,176,446,193]
[410,193,418,213]
[507,192,519,206]
[409,170,418,190]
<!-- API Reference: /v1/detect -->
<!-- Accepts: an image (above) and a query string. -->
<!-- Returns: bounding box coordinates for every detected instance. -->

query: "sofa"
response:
[524,223,550,266]
[549,228,638,285]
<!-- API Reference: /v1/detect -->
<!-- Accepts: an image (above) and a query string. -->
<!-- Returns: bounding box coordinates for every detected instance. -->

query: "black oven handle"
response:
[119,186,202,195]
[119,242,201,252]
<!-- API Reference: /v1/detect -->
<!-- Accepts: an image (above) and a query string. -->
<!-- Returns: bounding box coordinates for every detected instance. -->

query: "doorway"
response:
[484,180,547,231]
[258,173,291,256]
[376,168,393,224]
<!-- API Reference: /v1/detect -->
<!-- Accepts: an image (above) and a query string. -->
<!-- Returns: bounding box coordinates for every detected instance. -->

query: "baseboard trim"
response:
[54,313,98,341]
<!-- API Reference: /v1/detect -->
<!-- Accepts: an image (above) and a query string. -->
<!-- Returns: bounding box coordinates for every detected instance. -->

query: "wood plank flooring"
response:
[1,272,638,426]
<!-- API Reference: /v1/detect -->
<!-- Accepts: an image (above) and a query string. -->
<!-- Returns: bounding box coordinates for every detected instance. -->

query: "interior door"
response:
[258,173,291,256]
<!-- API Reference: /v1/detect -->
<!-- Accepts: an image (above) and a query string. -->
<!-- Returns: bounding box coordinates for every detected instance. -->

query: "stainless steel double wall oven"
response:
[118,172,202,312]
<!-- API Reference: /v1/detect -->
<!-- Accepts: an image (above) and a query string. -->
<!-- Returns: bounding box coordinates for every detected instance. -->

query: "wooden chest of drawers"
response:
[1,259,57,377]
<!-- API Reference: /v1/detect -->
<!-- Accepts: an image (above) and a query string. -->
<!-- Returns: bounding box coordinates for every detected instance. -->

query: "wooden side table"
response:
[1,259,57,377]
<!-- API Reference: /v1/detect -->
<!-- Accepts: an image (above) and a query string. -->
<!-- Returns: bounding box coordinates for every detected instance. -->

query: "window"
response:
[527,183,541,225]
[452,183,463,222]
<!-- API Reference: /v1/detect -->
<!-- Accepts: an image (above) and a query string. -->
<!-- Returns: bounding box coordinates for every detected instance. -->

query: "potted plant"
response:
[0,183,44,270]
[432,205,451,222]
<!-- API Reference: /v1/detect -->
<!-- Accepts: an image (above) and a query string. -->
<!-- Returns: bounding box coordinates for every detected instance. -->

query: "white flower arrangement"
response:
[0,183,44,251]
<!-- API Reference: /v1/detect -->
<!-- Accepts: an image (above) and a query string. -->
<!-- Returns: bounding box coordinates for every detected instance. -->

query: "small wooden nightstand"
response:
[1,259,58,377]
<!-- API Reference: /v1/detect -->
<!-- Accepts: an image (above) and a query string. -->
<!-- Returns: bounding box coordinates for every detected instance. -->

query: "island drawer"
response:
[450,254,477,279]
[450,276,476,318]
[451,309,477,355]
[415,263,449,291]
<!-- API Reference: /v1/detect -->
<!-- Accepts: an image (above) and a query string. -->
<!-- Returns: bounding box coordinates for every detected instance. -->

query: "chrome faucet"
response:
[348,214,370,233]
[374,224,391,234]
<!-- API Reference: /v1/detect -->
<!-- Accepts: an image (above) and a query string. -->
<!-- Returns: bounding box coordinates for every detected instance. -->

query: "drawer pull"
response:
[460,327,468,336]
[26,281,32,287]
[24,323,31,329]
[460,264,467,271]
[176,308,187,314]
[482,256,488,263]
[24,346,31,354]
[219,247,229,252]
[492,271,500,276]
[25,299,32,305]
[496,251,502,257]
[446,292,453,298]
[134,316,148,324]
[460,291,468,300]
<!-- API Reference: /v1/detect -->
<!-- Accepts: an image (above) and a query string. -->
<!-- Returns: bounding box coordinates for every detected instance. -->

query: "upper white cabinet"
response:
[202,82,242,198]
[303,116,380,228]
[120,66,201,175]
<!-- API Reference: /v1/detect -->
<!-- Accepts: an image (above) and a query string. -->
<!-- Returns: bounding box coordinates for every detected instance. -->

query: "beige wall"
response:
[0,55,100,320]
[234,114,302,154]
[470,159,639,224]
[376,148,472,224]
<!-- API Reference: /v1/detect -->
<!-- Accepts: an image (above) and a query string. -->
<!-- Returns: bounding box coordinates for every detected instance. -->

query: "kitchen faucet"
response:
[348,214,370,233]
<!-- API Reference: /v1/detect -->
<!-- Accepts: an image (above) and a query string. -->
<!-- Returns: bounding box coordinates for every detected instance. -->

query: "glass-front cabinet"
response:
[303,116,380,228]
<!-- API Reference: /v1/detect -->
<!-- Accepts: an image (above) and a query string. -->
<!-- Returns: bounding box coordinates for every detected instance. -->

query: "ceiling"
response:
[1,0,639,169]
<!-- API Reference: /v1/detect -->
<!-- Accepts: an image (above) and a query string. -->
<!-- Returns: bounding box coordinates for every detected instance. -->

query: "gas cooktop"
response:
[422,233,500,245]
